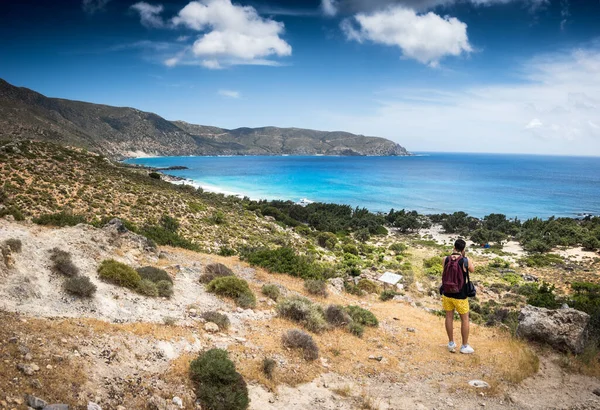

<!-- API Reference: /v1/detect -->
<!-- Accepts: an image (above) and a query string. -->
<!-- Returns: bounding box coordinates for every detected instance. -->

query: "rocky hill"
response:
[0,79,409,158]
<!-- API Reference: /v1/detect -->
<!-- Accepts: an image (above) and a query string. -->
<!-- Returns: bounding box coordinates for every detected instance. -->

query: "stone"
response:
[393,295,413,303]
[593,388,600,397]
[368,355,383,362]
[327,278,344,294]
[172,397,183,408]
[516,305,590,354]
[87,402,101,410]
[103,218,127,233]
[406,327,416,333]
[26,395,47,409]
[204,322,219,333]
[25,353,33,361]
[18,363,35,376]
[468,380,490,388]
[42,405,69,410]
[30,378,43,389]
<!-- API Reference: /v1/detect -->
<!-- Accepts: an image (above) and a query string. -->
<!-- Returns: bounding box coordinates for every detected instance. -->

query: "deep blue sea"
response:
[126,153,600,219]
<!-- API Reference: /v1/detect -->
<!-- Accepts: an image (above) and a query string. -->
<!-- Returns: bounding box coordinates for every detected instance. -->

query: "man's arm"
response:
[468,258,474,273]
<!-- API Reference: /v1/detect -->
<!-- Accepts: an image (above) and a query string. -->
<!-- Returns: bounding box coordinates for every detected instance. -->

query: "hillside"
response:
[0,79,409,158]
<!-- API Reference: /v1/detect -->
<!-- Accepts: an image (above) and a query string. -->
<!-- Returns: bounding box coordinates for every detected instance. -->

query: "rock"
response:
[593,388,600,397]
[393,295,413,303]
[468,380,490,388]
[42,405,69,410]
[18,363,35,375]
[406,327,416,333]
[327,278,344,294]
[368,355,383,362]
[415,281,425,293]
[87,402,101,410]
[25,353,33,361]
[26,395,48,410]
[30,378,43,389]
[103,218,127,233]
[561,303,569,309]
[516,305,590,354]
[30,363,40,371]
[172,397,183,408]
[521,274,538,282]
[204,322,219,333]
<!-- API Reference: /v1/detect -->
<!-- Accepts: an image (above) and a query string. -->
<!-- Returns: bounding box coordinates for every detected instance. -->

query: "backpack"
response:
[442,255,465,294]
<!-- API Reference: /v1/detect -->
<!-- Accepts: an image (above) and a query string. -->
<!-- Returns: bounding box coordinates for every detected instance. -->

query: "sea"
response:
[125,153,600,220]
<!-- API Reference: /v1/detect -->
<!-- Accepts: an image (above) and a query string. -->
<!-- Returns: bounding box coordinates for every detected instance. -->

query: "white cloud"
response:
[218,89,241,98]
[176,35,190,42]
[82,0,111,14]
[342,6,472,67]
[321,0,339,16]
[169,0,291,67]
[325,0,548,14]
[131,2,165,28]
[319,46,600,155]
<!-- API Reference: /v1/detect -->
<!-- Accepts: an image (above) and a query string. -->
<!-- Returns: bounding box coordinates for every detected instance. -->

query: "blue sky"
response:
[1,0,600,155]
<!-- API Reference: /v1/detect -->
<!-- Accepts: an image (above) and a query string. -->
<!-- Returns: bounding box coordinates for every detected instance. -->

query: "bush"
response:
[50,248,79,277]
[276,295,328,333]
[520,253,563,267]
[342,244,359,255]
[261,284,280,301]
[140,215,200,251]
[64,276,97,297]
[189,349,249,410]
[316,232,337,250]
[345,305,378,327]
[526,282,560,309]
[156,280,174,298]
[489,257,510,269]
[304,279,328,297]
[136,266,172,284]
[200,263,234,284]
[281,329,319,361]
[206,276,256,308]
[347,322,365,338]
[218,247,236,257]
[262,358,276,379]
[380,289,398,301]
[98,259,141,289]
[423,256,443,269]
[324,305,351,327]
[33,212,87,227]
[357,279,380,294]
[343,281,364,296]
[4,238,22,253]
[242,247,323,279]
[201,311,231,330]
[388,242,407,253]
[148,172,161,180]
[138,279,159,296]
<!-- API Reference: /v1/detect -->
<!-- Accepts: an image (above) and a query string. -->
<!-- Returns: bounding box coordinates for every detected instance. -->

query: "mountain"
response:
[0,78,410,158]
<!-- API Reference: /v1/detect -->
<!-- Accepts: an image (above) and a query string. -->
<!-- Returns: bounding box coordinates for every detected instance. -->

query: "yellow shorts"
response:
[442,296,469,315]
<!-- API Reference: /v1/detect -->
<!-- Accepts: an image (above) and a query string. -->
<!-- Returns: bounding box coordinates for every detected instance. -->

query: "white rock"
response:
[172,397,183,408]
[204,322,219,333]
[87,402,102,410]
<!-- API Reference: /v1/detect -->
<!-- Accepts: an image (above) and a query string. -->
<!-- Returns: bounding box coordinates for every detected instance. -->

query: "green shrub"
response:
[304,279,328,297]
[33,211,87,227]
[276,296,328,333]
[4,239,22,253]
[342,244,359,255]
[388,242,407,253]
[345,305,378,327]
[526,282,560,309]
[355,228,370,243]
[262,358,276,379]
[189,349,249,410]
[357,279,381,294]
[156,280,174,298]
[50,248,79,277]
[140,215,200,251]
[200,263,234,284]
[136,266,172,284]
[138,279,159,296]
[261,284,281,301]
[347,322,365,338]
[148,172,161,180]
[64,276,97,297]
[520,253,563,267]
[423,256,442,269]
[218,247,236,256]
[0,206,25,221]
[98,259,141,289]
[206,277,256,308]
[343,281,364,296]
[489,257,510,269]
[316,232,337,250]
[324,305,351,327]
[243,247,323,279]
[201,311,231,330]
[379,290,398,301]
[281,329,319,361]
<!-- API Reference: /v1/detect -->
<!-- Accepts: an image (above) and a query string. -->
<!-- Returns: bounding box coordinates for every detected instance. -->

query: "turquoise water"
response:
[126,153,600,219]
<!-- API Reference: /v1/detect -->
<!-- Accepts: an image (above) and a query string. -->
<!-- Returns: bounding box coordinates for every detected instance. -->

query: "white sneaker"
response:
[447,341,456,353]
[460,344,475,354]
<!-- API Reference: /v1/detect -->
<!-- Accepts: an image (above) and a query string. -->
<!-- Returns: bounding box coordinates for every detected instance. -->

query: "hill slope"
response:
[0,79,409,158]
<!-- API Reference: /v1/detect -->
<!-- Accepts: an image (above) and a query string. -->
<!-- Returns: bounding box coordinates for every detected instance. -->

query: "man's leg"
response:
[445,310,454,343]
[460,312,469,346]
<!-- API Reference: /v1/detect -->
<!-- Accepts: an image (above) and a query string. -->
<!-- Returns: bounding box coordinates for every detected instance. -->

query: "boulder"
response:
[327,278,344,294]
[26,394,47,409]
[516,305,590,354]
[204,322,219,333]
[103,218,127,234]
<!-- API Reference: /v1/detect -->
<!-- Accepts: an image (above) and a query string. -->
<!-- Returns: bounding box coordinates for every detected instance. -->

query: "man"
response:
[442,238,475,354]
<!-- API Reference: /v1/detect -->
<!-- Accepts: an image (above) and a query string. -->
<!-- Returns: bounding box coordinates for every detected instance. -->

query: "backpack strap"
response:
[462,256,469,273]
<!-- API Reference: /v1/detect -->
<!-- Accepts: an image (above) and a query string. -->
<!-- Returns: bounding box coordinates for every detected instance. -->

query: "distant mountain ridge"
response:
[0,78,410,158]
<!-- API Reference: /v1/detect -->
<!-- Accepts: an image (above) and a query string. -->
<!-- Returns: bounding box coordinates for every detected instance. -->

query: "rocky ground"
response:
[1,218,599,410]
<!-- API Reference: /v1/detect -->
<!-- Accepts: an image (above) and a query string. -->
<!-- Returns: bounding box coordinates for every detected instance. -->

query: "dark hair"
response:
[454,239,466,252]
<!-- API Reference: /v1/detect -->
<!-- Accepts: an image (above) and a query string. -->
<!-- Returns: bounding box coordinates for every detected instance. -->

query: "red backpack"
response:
[442,255,465,294]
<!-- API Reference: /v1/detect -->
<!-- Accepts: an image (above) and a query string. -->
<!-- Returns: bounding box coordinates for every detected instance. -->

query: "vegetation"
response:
[324,305,351,327]
[380,289,399,301]
[281,329,319,361]
[357,279,381,294]
[4,238,22,253]
[64,276,97,297]
[345,305,378,327]
[276,295,328,333]
[97,259,141,289]
[206,276,256,308]
[33,211,87,227]
[156,280,174,298]
[189,349,249,410]
[200,263,234,284]
[201,311,231,331]
[50,248,79,277]
[347,322,365,338]
[304,279,328,297]
[139,215,200,251]
[242,247,325,279]
[137,279,159,297]
[261,284,281,301]
[136,266,172,284]
[261,358,276,379]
